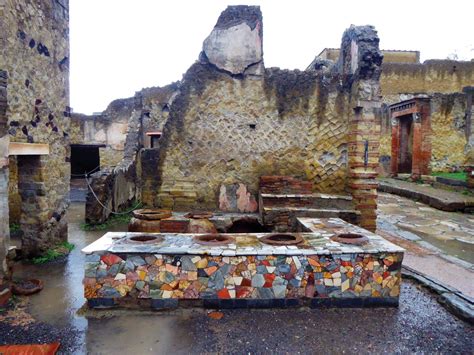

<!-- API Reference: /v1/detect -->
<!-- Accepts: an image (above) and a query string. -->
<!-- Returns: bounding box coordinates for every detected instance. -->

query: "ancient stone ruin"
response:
[80,6,383,236]
[1,2,473,310]
[77,6,408,309]
[1,0,70,285]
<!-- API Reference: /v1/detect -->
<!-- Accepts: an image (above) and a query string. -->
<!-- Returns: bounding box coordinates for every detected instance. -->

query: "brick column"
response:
[390,118,399,176]
[348,99,381,232]
[338,25,383,232]
[419,101,432,176]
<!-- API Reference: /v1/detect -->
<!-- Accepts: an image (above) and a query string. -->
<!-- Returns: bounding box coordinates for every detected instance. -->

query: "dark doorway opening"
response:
[398,115,413,174]
[225,218,269,233]
[70,145,102,178]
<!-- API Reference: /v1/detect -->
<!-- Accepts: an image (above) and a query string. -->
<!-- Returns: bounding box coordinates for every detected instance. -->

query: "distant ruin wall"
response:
[380,93,470,172]
[71,84,179,171]
[381,60,474,95]
[378,60,474,172]
[314,48,419,65]
[70,97,136,169]
[1,0,70,256]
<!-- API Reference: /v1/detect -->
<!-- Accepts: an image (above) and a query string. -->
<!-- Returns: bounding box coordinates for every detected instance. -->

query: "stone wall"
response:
[71,84,179,171]
[82,85,179,224]
[71,97,136,169]
[312,48,419,66]
[1,0,70,256]
[85,105,141,224]
[381,60,474,96]
[0,71,9,279]
[143,65,351,210]
[139,84,179,148]
[379,60,474,173]
[139,6,382,230]
[380,93,471,173]
[311,49,474,174]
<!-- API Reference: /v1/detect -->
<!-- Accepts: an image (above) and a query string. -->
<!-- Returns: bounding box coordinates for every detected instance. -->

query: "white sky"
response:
[70,0,474,114]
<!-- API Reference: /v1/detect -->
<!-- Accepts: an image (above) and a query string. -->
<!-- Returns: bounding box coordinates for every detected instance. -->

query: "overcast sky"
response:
[70,0,473,114]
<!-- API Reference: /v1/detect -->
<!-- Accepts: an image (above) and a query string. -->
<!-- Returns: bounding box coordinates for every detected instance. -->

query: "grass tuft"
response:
[31,241,75,264]
[431,171,467,181]
[80,212,133,231]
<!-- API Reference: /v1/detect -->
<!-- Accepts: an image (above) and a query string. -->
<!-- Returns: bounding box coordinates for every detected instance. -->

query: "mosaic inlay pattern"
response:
[84,252,402,300]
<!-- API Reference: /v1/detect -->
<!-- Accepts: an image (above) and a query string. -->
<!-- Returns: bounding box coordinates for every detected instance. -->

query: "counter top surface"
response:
[82,218,404,256]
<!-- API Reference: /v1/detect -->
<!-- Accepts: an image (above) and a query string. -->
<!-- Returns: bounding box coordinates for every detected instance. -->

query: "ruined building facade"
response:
[81,6,383,233]
[0,0,70,276]
[312,49,474,176]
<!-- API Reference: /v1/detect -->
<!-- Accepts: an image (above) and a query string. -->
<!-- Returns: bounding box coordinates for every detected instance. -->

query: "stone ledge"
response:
[87,296,399,310]
[378,178,474,212]
[9,142,49,155]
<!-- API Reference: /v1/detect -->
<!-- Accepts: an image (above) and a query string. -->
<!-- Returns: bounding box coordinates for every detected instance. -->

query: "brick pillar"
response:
[338,25,383,232]
[390,119,399,176]
[348,100,381,232]
[17,155,66,256]
[0,70,10,281]
[419,101,432,176]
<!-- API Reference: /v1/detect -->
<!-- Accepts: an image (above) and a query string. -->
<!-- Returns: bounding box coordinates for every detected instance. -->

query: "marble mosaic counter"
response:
[82,218,404,309]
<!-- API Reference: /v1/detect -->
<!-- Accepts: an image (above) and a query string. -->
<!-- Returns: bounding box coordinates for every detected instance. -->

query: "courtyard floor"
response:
[0,201,473,353]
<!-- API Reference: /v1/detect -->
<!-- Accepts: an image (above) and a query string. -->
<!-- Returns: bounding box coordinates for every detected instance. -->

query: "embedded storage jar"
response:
[185,212,218,234]
[128,209,172,233]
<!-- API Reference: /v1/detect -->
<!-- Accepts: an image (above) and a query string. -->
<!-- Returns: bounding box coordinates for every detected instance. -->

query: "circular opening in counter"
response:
[132,209,172,221]
[193,234,234,246]
[128,235,163,243]
[259,233,304,246]
[331,233,368,245]
[185,212,214,219]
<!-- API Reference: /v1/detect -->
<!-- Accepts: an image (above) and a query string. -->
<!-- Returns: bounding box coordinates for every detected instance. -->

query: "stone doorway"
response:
[390,98,431,179]
[70,144,102,177]
[398,114,413,173]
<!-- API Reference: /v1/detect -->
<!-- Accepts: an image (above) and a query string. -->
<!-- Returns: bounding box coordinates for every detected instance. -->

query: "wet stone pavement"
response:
[377,192,474,265]
[1,202,473,353]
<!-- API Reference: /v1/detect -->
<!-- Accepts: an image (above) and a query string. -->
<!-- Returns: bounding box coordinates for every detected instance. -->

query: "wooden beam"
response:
[9,142,49,156]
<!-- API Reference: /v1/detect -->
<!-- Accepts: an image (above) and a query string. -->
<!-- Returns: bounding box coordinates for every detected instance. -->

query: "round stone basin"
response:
[125,235,164,244]
[193,234,234,246]
[132,209,172,221]
[259,233,304,246]
[185,211,214,219]
[331,233,368,245]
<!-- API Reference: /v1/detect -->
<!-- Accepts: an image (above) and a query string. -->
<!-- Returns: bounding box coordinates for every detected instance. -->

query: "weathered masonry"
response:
[389,98,431,178]
[0,0,70,263]
[311,48,474,174]
[84,6,384,232]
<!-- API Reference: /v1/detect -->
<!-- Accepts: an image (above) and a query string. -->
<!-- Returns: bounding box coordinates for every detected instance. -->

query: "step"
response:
[259,193,353,210]
[261,206,360,232]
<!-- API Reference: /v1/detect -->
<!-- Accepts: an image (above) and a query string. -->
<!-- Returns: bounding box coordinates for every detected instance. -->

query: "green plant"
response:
[9,223,20,233]
[80,211,133,231]
[31,241,75,264]
[431,171,467,181]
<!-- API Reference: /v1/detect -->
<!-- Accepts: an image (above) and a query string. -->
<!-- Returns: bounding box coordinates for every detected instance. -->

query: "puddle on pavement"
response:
[9,203,192,353]
[397,224,474,264]
[9,200,473,353]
